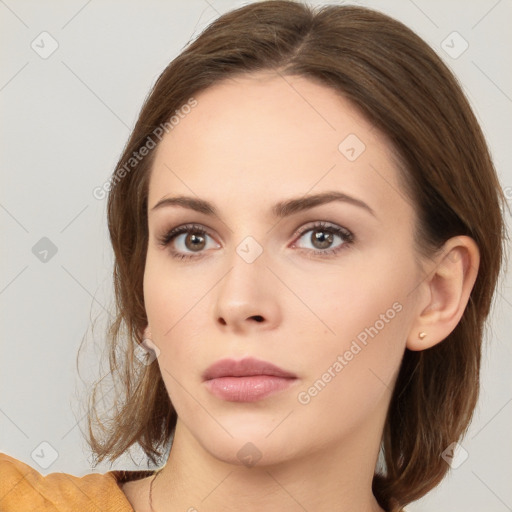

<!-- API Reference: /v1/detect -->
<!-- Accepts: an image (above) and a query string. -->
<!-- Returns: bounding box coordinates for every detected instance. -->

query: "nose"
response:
[212,249,282,334]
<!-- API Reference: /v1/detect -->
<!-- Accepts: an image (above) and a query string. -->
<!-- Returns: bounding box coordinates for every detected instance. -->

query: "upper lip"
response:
[202,357,297,381]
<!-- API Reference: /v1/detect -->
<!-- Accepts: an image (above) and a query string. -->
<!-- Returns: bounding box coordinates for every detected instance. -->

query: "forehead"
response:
[148,71,411,224]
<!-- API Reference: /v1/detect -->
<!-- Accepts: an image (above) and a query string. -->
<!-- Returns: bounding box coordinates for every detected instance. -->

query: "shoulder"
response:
[0,452,147,511]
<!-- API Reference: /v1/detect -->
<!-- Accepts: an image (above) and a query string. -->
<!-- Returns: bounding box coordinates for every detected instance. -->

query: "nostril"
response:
[250,315,264,322]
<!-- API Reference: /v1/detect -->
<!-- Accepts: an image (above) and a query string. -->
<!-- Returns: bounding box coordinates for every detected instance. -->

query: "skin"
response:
[121,71,479,512]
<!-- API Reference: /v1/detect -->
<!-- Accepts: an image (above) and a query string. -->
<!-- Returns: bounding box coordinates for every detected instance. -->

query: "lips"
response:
[202,357,296,381]
[202,357,297,402]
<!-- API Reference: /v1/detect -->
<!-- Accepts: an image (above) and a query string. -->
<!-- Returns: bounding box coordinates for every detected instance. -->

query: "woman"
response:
[0,1,507,511]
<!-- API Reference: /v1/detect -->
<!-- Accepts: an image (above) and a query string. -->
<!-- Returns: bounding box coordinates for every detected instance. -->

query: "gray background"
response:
[1,1,511,510]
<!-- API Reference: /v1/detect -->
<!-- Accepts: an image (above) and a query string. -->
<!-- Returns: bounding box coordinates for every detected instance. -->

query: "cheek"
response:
[292,252,415,382]
[292,287,409,437]
[143,255,191,355]
[143,263,205,413]
[143,253,217,373]
[143,250,204,327]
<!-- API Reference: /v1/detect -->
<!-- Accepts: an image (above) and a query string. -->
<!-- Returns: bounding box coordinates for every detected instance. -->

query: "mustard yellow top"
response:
[0,452,156,511]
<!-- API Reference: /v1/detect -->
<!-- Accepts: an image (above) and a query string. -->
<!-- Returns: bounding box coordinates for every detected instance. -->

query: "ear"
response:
[140,324,158,351]
[407,235,480,351]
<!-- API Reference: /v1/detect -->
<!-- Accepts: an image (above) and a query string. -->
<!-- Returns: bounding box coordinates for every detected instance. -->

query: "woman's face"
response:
[143,71,425,466]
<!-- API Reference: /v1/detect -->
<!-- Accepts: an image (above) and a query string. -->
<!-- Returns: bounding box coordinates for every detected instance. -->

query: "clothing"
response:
[1,452,406,511]
[0,452,155,511]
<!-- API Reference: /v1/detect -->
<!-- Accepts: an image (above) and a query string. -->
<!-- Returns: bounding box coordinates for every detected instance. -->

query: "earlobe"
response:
[140,324,158,352]
[406,236,480,351]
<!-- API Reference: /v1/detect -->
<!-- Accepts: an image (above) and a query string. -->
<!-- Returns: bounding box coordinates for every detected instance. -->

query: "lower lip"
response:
[204,376,296,402]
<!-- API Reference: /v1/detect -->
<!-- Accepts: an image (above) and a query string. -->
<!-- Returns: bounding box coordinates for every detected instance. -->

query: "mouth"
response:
[202,357,297,402]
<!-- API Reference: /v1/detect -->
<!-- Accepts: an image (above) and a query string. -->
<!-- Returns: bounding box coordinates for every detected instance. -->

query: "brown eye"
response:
[158,223,220,260]
[310,229,334,250]
[184,232,206,251]
[292,221,354,256]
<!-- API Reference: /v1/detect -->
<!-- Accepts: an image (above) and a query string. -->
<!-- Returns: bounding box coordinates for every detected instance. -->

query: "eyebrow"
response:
[150,191,376,218]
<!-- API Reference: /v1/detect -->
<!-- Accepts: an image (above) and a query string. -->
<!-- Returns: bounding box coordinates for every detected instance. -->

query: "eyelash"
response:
[157,221,354,261]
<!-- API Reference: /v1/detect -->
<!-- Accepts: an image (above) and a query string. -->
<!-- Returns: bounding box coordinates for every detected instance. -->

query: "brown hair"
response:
[84,2,508,510]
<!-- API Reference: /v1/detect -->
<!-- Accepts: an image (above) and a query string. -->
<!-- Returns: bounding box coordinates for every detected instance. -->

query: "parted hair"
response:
[85,2,507,510]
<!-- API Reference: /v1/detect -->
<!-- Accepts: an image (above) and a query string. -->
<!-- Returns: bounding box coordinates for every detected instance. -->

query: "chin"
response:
[184,415,299,468]
[204,435,297,468]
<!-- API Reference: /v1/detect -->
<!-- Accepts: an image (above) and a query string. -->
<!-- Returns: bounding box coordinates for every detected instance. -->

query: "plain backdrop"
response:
[1,1,511,510]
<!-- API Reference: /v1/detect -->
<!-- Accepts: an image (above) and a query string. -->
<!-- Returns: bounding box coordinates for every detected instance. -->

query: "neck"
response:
[151,420,386,512]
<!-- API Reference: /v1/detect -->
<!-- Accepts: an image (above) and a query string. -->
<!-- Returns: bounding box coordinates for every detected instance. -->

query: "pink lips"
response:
[202,357,297,402]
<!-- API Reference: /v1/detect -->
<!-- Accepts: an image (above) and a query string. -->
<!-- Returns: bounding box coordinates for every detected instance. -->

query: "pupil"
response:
[313,230,333,249]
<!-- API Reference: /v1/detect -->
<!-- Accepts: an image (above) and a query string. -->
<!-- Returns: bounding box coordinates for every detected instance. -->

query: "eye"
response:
[157,221,354,261]
[291,221,354,257]
[157,223,220,260]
